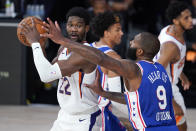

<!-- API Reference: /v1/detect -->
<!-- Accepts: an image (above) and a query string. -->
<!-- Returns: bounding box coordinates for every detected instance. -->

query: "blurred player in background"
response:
[89,11,131,131]
[154,1,192,131]
[21,7,102,131]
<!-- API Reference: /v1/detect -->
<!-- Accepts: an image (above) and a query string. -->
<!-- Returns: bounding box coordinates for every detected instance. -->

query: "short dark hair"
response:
[136,32,160,59]
[166,1,189,24]
[90,11,121,38]
[66,7,90,25]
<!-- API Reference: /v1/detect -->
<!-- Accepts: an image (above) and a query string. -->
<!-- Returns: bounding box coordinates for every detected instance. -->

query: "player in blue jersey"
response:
[89,11,129,131]
[40,23,179,130]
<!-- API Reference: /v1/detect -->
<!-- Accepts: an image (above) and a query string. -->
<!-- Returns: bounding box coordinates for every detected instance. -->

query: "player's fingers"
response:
[96,69,101,82]
[55,21,61,31]
[47,17,56,28]
[40,33,53,38]
[20,25,28,34]
[43,21,50,29]
[17,25,23,29]
[41,26,49,33]
[83,84,92,89]
[183,86,187,90]
[20,31,26,36]
[184,84,190,90]
[21,22,31,32]
[181,82,184,87]
[31,18,36,28]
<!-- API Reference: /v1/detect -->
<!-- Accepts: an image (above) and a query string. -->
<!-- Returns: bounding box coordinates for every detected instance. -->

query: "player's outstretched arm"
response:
[85,70,126,104]
[41,18,139,80]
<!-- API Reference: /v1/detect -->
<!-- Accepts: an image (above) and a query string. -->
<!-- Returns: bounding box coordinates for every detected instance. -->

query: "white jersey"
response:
[57,45,99,115]
[154,25,186,85]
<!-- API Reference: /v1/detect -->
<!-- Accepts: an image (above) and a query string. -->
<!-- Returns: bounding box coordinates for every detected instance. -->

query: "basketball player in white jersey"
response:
[21,7,102,131]
[153,1,192,131]
[39,11,131,130]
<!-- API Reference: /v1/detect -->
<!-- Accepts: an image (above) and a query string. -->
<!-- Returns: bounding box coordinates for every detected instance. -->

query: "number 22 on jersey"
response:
[59,77,71,95]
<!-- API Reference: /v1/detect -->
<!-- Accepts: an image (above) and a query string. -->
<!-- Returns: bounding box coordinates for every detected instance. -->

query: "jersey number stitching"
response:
[59,77,71,95]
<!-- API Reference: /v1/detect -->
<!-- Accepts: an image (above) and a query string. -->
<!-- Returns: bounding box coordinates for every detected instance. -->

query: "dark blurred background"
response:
[0,0,195,108]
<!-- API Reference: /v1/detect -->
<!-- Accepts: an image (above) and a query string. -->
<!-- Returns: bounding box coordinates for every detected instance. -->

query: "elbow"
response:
[39,73,54,83]
[40,77,52,83]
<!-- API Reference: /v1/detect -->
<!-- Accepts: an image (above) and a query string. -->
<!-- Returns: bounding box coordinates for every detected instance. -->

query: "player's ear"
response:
[173,18,179,25]
[137,48,144,56]
[85,25,90,33]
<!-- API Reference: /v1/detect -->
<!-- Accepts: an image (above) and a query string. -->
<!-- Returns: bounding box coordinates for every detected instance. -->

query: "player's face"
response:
[127,35,143,60]
[126,40,137,60]
[107,23,123,45]
[177,9,193,30]
[66,16,87,42]
[93,1,107,16]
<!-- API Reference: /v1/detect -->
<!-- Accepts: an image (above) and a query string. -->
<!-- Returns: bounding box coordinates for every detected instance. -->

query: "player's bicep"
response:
[106,51,122,77]
[57,60,79,76]
[119,59,141,79]
[102,56,139,79]
[57,52,90,76]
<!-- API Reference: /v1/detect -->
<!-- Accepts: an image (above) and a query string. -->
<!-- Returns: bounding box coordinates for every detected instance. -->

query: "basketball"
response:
[17,16,47,46]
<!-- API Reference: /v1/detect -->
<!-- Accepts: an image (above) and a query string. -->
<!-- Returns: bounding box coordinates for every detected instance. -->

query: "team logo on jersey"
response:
[50,71,56,75]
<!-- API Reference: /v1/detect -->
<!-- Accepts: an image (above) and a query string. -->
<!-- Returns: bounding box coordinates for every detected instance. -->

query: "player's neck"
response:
[170,25,185,38]
[137,57,153,63]
[96,38,114,48]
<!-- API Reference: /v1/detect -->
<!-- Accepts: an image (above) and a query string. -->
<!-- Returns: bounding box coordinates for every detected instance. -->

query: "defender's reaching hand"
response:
[84,70,104,95]
[41,17,64,44]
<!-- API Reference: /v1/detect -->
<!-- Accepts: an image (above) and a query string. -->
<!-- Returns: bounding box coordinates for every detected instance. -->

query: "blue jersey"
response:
[124,60,178,131]
[90,43,113,106]
[90,43,126,131]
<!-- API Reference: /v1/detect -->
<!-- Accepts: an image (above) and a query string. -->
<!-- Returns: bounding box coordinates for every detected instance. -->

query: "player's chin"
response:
[187,25,193,30]
[70,37,78,42]
[116,39,122,45]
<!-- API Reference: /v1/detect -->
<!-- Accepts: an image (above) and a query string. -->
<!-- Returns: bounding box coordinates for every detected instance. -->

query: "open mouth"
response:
[70,34,79,40]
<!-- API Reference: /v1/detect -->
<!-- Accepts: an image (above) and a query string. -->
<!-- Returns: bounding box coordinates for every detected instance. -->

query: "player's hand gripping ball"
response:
[17,16,47,46]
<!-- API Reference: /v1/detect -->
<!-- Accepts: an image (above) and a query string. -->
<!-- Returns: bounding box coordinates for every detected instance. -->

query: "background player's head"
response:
[90,0,108,16]
[166,1,193,30]
[90,11,123,45]
[127,32,160,61]
[65,7,90,42]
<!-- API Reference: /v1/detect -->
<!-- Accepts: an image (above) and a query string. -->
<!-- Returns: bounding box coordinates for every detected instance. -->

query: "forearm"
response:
[180,72,186,80]
[61,38,105,65]
[32,42,62,83]
[60,38,123,76]
[100,91,126,104]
